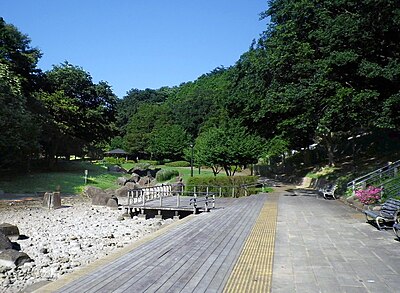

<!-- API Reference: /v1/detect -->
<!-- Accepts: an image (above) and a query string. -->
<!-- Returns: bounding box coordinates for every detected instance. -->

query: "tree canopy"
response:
[2,1,400,172]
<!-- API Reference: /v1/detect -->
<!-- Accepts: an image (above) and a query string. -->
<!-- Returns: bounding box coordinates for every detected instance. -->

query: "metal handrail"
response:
[347,159,400,191]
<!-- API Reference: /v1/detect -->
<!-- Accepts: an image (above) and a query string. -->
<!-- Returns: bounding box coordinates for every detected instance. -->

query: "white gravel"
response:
[0,197,175,293]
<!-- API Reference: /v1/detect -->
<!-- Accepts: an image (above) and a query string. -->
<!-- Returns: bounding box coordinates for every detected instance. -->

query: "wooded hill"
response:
[1,1,400,177]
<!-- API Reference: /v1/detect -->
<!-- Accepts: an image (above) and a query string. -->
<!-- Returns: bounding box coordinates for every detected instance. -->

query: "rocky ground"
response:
[0,196,175,293]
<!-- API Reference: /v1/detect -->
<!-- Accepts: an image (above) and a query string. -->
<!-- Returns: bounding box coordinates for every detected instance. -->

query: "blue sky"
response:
[1,1,268,98]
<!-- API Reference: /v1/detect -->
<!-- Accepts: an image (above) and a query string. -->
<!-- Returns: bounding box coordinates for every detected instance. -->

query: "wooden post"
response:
[42,192,61,209]
[84,170,88,184]
[159,187,163,207]
[232,186,235,198]
[212,193,215,208]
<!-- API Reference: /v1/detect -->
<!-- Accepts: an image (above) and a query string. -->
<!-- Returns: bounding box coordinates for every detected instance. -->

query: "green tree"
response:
[0,17,42,94]
[116,87,172,134]
[123,103,172,157]
[195,121,264,176]
[0,63,39,168]
[257,0,400,165]
[0,18,41,168]
[38,62,117,162]
[147,124,190,161]
[166,67,230,137]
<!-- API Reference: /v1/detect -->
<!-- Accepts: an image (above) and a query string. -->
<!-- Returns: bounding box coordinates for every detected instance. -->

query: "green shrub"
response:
[103,157,126,165]
[165,161,190,167]
[156,169,180,182]
[186,176,258,197]
[133,162,152,170]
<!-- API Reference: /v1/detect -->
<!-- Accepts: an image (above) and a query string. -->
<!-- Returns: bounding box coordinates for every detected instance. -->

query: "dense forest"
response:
[1,0,400,175]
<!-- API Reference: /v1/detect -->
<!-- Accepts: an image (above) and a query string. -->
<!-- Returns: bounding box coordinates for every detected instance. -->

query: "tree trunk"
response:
[322,132,335,167]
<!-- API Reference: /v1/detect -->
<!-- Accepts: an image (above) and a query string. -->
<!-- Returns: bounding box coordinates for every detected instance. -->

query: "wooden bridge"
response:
[35,192,278,292]
[122,185,216,219]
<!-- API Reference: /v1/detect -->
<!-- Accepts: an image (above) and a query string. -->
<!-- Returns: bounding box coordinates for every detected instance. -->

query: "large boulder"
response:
[83,186,104,198]
[0,232,13,251]
[91,192,112,206]
[171,183,185,195]
[125,173,140,184]
[105,188,116,197]
[127,168,147,177]
[125,182,140,190]
[116,177,127,186]
[116,183,140,198]
[0,250,32,268]
[127,168,161,178]
[106,197,119,209]
[107,165,127,173]
[0,223,20,241]
[115,186,129,198]
[138,176,153,187]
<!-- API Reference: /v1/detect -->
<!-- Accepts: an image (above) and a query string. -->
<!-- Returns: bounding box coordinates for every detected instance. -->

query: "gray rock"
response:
[42,192,61,209]
[127,173,140,183]
[171,182,184,195]
[115,186,129,197]
[125,182,140,190]
[0,232,13,251]
[138,176,153,187]
[82,186,104,198]
[0,223,20,241]
[106,197,119,209]
[0,250,32,268]
[105,188,116,197]
[107,165,127,173]
[91,192,111,206]
[116,177,127,186]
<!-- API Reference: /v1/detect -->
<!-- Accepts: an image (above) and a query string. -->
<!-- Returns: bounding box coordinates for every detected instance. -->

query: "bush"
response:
[186,176,258,197]
[103,157,126,166]
[155,169,180,182]
[355,186,382,205]
[165,161,190,167]
[133,162,152,170]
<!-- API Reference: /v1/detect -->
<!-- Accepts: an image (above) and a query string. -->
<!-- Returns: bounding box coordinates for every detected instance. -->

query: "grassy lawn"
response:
[0,160,258,196]
[121,162,224,184]
[0,161,224,195]
[0,161,123,195]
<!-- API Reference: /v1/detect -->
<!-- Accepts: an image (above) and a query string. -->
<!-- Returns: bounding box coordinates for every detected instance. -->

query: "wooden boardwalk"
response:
[36,193,277,293]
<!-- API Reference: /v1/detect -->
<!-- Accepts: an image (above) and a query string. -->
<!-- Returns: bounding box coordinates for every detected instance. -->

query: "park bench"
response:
[393,222,400,240]
[319,183,337,200]
[364,198,400,230]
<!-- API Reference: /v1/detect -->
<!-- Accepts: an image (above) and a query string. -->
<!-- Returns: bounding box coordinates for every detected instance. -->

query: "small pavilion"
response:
[104,148,129,160]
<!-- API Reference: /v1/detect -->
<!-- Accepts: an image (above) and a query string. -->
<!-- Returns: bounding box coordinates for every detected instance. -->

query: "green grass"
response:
[121,163,224,184]
[0,160,251,196]
[0,161,125,195]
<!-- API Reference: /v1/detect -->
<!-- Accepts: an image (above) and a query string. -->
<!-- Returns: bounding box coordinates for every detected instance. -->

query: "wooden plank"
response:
[57,213,216,292]
[94,199,257,292]
[58,199,242,292]
[54,195,266,293]
[149,196,266,292]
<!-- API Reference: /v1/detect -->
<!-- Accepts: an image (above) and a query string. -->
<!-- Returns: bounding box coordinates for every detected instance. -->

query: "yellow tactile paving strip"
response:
[223,194,278,293]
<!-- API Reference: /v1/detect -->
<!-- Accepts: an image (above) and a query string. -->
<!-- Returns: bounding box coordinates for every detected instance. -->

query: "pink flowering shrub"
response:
[355,186,382,205]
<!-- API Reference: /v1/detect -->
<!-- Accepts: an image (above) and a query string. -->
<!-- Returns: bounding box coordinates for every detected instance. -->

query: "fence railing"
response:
[347,159,400,193]
[126,182,270,210]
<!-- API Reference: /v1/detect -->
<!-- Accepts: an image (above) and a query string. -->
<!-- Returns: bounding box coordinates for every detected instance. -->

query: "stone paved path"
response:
[272,188,400,293]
